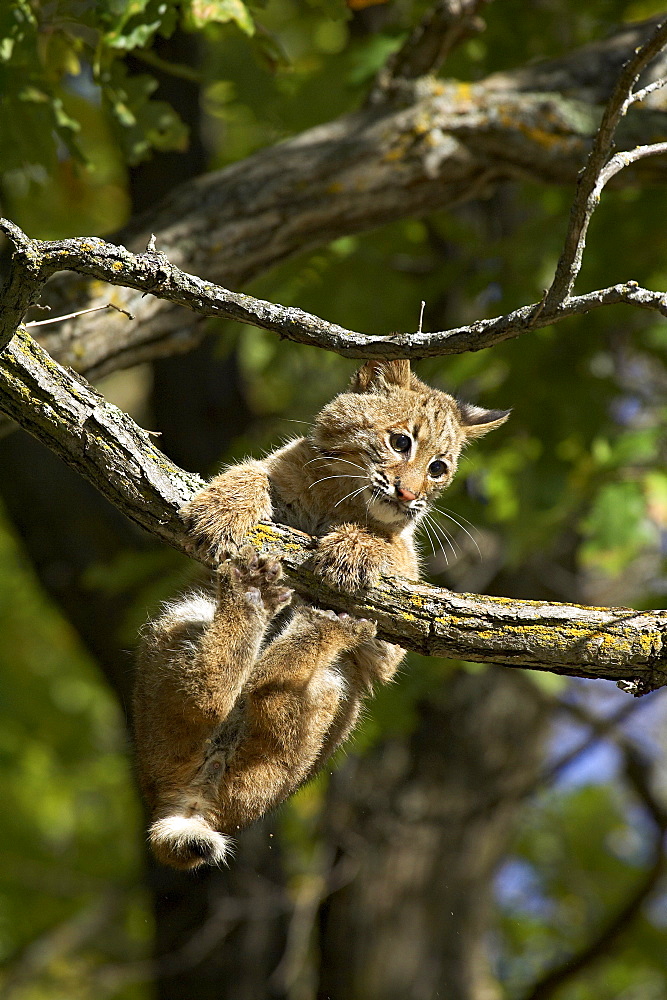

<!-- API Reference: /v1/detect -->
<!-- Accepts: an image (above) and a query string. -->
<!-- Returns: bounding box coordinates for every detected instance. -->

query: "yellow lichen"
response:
[396,610,418,622]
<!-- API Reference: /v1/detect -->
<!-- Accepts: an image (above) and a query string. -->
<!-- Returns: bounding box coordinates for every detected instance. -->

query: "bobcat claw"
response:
[221,549,293,616]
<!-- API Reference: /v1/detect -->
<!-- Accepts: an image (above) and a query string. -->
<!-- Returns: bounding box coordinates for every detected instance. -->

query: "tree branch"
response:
[544,18,667,310]
[2,222,667,376]
[0,326,665,688]
[5,16,667,383]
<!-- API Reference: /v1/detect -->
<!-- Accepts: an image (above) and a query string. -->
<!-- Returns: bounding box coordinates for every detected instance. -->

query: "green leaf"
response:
[184,0,256,34]
[0,0,36,63]
[101,61,189,164]
[103,0,179,50]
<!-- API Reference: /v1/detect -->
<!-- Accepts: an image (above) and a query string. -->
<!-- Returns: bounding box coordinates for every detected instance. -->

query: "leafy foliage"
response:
[0,0,259,183]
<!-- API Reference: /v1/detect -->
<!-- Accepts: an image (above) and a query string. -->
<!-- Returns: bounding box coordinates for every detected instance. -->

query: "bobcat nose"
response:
[395,484,417,502]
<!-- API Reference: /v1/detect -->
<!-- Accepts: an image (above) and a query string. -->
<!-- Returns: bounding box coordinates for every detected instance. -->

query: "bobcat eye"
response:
[428,459,448,479]
[390,433,412,454]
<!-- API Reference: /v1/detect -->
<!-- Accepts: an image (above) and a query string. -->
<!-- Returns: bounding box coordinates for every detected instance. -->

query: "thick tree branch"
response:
[3,17,666,383]
[0,326,665,689]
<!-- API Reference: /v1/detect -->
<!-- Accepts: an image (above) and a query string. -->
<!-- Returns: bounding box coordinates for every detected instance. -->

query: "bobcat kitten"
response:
[133,360,508,870]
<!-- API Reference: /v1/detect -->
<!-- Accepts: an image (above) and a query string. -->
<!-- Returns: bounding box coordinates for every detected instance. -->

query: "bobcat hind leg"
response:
[212,606,377,830]
[139,548,292,870]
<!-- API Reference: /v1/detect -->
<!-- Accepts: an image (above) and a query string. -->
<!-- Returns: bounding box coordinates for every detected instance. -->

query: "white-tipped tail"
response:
[149,815,232,871]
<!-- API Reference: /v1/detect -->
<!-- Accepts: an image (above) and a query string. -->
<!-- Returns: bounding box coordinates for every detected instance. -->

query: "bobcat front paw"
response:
[311,525,385,590]
[222,547,292,617]
[296,606,377,651]
[181,465,272,562]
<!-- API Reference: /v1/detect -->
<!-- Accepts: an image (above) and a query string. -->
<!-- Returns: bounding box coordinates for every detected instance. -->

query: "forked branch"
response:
[2,19,667,383]
[543,17,667,310]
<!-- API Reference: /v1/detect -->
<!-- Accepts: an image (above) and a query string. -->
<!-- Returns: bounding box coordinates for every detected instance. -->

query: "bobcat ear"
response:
[458,401,511,439]
[350,360,412,393]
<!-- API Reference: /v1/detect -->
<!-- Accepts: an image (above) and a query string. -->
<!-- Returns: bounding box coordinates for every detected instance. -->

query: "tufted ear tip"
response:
[458,402,511,439]
[350,359,412,393]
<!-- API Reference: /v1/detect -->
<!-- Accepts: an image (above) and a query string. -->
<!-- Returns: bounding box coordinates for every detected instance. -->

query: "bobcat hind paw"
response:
[226,547,292,616]
[299,605,377,647]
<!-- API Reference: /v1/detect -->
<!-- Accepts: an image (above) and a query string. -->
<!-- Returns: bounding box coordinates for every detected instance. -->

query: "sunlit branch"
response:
[1,220,667,367]
[0,326,665,688]
[543,18,667,311]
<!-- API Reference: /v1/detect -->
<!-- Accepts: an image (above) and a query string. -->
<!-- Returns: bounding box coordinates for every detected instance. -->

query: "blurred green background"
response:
[1,1,666,998]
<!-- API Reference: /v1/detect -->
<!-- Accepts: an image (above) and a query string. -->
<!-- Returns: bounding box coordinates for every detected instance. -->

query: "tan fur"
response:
[133,360,509,869]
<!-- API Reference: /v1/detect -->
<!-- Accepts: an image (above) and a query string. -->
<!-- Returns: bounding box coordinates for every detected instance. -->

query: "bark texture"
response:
[3,223,667,376]
[0,327,665,688]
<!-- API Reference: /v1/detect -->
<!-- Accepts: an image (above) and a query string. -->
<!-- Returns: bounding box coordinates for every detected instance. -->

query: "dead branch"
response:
[2,222,667,370]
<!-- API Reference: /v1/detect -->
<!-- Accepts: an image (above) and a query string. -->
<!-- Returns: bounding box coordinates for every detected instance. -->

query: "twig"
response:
[628,76,667,106]
[597,140,667,189]
[26,302,134,328]
[543,18,667,312]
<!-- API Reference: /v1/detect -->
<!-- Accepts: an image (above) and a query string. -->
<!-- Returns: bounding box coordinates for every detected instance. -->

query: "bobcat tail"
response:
[149,815,232,870]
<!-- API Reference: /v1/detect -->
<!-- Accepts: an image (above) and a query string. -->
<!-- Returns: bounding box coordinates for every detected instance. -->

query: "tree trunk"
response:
[318,668,547,1000]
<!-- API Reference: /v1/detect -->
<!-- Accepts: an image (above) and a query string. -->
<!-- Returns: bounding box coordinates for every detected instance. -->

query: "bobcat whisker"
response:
[421,510,458,563]
[432,503,478,532]
[308,474,368,489]
[334,485,370,509]
[419,514,438,559]
[331,458,369,474]
[430,505,482,558]
[304,456,369,476]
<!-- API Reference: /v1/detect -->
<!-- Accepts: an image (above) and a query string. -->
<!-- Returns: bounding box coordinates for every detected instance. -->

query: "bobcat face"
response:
[310,360,508,531]
[365,422,459,526]
[315,419,461,529]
